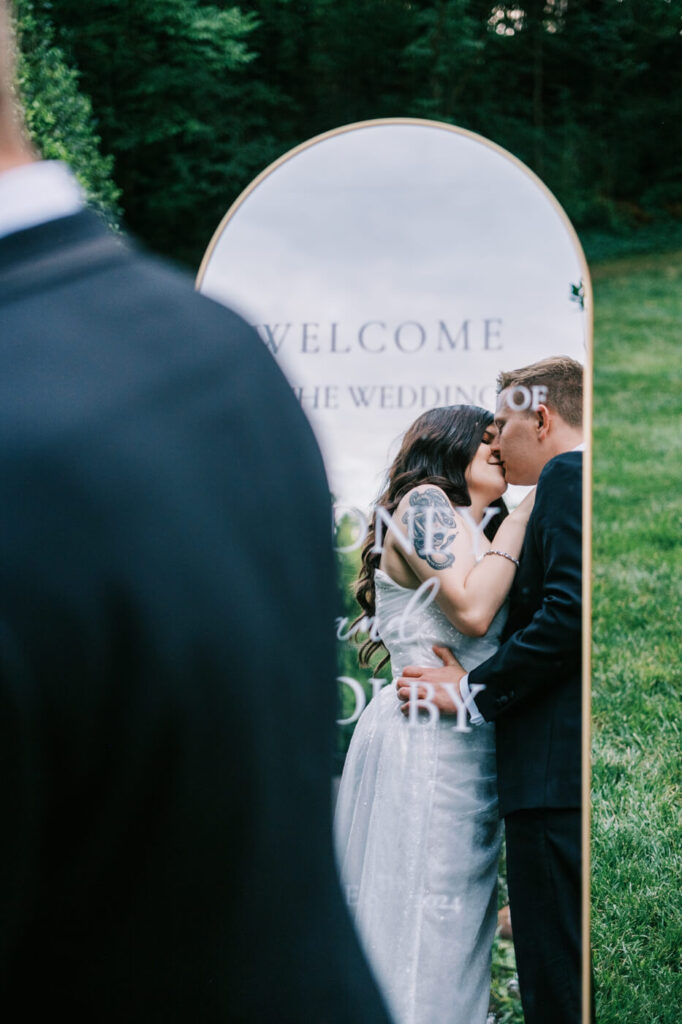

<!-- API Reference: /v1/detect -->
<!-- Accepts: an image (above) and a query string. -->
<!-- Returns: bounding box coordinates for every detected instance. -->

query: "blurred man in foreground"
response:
[0,5,389,1020]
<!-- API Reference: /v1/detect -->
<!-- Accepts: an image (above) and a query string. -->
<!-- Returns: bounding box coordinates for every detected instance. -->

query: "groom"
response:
[398,356,585,1024]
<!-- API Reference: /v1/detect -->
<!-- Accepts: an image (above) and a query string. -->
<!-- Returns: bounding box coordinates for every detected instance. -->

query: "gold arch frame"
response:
[196,116,593,1022]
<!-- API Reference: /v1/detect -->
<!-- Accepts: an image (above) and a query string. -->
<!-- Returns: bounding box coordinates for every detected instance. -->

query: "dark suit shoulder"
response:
[0,211,273,379]
[533,450,582,518]
[537,449,582,486]
[0,218,310,455]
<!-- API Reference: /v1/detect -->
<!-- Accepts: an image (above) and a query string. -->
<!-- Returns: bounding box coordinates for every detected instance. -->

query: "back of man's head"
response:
[0,0,33,169]
[0,0,15,134]
[497,355,583,428]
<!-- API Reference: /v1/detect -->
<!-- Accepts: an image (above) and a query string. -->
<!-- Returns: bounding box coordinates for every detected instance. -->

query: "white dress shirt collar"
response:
[0,160,85,241]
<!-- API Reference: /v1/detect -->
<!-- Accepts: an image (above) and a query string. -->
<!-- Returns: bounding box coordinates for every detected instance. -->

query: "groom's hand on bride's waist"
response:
[397,645,467,717]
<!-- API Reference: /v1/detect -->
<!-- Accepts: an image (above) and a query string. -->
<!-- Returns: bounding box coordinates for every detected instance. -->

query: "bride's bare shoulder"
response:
[393,484,455,521]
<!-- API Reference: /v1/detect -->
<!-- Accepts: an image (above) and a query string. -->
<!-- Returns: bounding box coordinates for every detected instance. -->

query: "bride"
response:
[333,404,535,1024]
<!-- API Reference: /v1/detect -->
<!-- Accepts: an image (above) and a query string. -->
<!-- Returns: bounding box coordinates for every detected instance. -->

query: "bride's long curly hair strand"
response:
[354,405,507,670]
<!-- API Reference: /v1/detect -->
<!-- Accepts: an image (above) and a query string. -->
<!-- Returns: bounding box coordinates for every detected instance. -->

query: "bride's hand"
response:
[396,646,467,716]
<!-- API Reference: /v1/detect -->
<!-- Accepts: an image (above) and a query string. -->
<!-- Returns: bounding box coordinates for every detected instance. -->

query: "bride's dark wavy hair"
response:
[354,405,508,670]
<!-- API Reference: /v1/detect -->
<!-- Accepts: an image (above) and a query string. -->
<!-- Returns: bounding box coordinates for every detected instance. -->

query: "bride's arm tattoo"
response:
[402,489,458,570]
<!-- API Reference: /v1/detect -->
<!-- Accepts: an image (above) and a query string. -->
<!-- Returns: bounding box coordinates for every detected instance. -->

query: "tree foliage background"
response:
[13,0,682,267]
[14,0,121,221]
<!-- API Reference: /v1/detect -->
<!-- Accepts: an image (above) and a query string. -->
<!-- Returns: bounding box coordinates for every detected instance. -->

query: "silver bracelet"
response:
[483,550,520,568]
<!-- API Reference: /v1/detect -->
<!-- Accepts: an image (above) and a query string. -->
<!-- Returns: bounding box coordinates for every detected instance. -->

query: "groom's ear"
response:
[534,403,552,441]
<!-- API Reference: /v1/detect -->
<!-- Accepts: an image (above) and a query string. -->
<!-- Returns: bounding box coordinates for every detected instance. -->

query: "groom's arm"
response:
[469,454,582,722]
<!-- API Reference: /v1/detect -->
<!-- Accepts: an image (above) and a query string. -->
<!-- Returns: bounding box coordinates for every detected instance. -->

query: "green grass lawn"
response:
[591,252,682,1022]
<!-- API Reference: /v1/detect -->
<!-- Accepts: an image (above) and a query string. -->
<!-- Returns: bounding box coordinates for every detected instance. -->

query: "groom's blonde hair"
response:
[497,356,583,428]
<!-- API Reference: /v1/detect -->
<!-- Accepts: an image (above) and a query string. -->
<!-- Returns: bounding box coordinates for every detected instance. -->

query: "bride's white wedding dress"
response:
[334,569,506,1024]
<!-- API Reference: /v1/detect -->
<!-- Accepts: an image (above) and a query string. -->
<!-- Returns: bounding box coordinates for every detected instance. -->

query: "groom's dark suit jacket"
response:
[0,211,390,1021]
[469,452,582,818]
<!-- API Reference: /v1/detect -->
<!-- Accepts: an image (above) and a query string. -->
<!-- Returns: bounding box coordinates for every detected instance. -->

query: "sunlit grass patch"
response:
[591,251,682,1022]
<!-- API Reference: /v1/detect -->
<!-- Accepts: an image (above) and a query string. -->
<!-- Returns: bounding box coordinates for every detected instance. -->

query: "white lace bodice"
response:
[374,567,508,674]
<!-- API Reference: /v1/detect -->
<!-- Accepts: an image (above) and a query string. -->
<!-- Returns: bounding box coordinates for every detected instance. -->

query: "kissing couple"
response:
[334,355,584,1024]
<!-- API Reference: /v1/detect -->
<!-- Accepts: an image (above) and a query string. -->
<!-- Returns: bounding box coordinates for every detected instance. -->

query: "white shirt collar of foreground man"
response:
[0,160,84,240]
